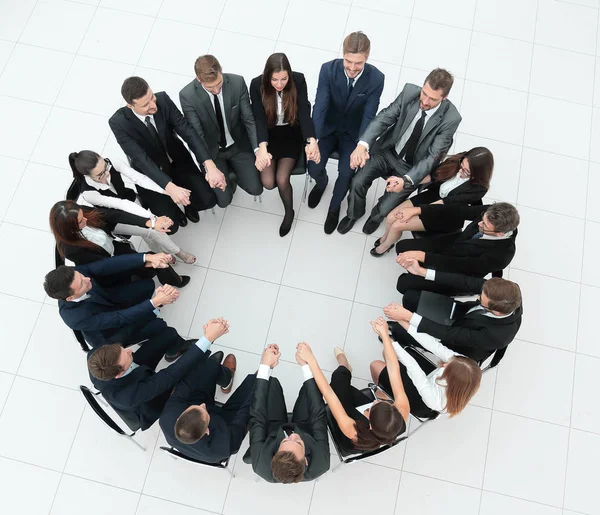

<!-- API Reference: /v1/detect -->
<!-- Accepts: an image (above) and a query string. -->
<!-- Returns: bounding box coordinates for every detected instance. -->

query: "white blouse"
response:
[81,225,115,256]
[439,172,469,199]
[276,92,288,126]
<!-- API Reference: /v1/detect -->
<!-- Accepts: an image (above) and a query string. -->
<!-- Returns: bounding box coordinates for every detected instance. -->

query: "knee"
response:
[385,212,397,225]
[402,289,420,311]
[396,274,409,294]
[168,222,180,235]
[276,176,290,190]
[262,178,276,190]
[370,360,385,383]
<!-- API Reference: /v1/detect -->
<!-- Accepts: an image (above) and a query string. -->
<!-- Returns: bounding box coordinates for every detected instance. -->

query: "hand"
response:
[205,163,227,191]
[165,182,191,206]
[203,318,230,343]
[396,251,425,266]
[261,344,281,368]
[145,252,172,269]
[386,177,404,193]
[350,145,369,170]
[393,206,419,224]
[398,257,427,277]
[383,302,412,322]
[295,342,314,366]
[152,284,179,306]
[154,216,173,233]
[305,139,321,164]
[370,316,389,337]
[255,147,272,171]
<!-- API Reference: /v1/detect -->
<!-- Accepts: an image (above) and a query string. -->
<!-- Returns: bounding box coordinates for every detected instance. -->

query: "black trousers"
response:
[263,377,314,426]
[131,321,189,370]
[170,156,217,212]
[214,143,263,207]
[137,186,184,234]
[330,366,371,415]
[397,272,468,297]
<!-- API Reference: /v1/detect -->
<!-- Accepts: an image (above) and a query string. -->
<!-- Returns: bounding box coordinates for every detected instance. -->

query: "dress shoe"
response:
[324,208,340,234]
[208,350,224,363]
[308,184,326,209]
[337,216,356,234]
[165,338,198,362]
[374,238,381,247]
[362,217,380,235]
[242,447,252,464]
[184,206,200,223]
[176,275,191,288]
[178,214,188,228]
[221,353,237,394]
[369,244,393,258]
[279,210,294,237]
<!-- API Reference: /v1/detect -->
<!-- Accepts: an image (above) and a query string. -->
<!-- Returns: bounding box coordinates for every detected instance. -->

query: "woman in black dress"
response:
[250,53,321,236]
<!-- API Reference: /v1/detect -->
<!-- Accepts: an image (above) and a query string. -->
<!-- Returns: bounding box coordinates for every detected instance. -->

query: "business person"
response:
[246,344,329,483]
[250,53,321,237]
[395,202,520,294]
[307,31,385,234]
[372,147,493,256]
[87,318,229,431]
[179,55,263,207]
[109,76,218,226]
[337,68,462,235]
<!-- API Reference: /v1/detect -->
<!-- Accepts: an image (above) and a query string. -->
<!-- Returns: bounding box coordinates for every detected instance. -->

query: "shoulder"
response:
[224,73,244,85]
[250,75,262,89]
[292,71,306,85]
[322,59,339,72]
[401,83,421,97]
[440,98,461,123]
[179,79,197,97]
[109,107,129,124]
[365,63,384,83]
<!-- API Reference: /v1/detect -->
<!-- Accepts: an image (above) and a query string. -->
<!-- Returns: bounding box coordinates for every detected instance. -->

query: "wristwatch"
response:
[150,215,157,229]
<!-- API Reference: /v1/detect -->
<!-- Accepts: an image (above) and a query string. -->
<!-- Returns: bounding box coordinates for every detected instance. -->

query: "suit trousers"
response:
[265,377,288,426]
[131,321,188,370]
[397,272,466,297]
[214,143,263,207]
[347,148,415,222]
[307,132,356,211]
[113,223,180,255]
[169,156,217,213]
[136,186,184,233]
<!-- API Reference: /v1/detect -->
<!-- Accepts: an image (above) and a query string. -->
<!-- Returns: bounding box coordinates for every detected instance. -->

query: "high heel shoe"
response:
[279,210,294,237]
[175,250,197,264]
[333,347,352,372]
[374,238,381,247]
[369,244,393,258]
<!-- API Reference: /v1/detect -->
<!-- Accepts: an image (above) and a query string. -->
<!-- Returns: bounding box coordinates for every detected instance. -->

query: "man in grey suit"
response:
[337,68,462,235]
[179,55,263,208]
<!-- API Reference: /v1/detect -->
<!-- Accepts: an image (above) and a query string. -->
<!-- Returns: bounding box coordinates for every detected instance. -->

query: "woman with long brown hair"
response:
[371,147,493,257]
[250,53,321,236]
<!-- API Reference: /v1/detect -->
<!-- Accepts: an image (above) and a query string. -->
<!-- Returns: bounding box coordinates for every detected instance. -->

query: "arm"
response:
[295,73,316,139]
[359,87,407,147]
[76,252,146,278]
[249,78,269,145]
[68,299,156,332]
[442,184,487,205]
[248,377,271,468]
[227,377,254,454]
[111,157,166,195]
[302,378,329,453]
[312,64,331,140]
[420,203,487,224]
[239,77,258,150]
[423,249,504,277]
[80,190,153,219]
[179,89,208,145]
[379,327,411,421]
[409,266,487,295]
[358,73,384,138]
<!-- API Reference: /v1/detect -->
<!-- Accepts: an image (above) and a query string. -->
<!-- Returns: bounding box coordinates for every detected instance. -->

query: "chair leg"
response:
[92,390,109,408]
[258,194,262,203]
[302,173,310,203]
[211,207,215,214]
[254,195,257,202]
[330,458,344,474]
[126,435,146,451]
[408,417,433,438]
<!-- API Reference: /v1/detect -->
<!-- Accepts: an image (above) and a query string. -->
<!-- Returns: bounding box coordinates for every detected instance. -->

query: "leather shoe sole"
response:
[337,216,356,234]
[221,353,237,393]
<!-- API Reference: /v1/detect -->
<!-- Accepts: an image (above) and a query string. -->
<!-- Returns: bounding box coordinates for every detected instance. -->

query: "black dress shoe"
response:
[369,244,393,258]
[308,184,326,209]
[176,275,191,288]
[184,206,200,223]
[165,338,198,362]
[208,350,224,363]
[374,238,381,247]
[279,210,294,237]
[362,217,380,235]
[178,214,188,228]
[337,216,356,234]
[324,208,340,234]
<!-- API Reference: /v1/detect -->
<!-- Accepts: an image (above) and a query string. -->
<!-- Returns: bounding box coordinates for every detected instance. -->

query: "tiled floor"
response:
[0,0,597,513]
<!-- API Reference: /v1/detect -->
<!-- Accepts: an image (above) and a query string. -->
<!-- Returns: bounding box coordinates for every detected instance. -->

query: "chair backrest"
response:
[66,179,81,201]
[159,446,228,468]
[79,385,140,435]
[481,346,507,371]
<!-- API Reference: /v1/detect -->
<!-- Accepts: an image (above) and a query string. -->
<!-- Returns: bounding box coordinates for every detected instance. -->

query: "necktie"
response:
[471,232,484,240]
[144,116,163,150]
[346,77,355,100]
[399,110,427,166]
[282,423,295,437]
[213,94,227,148]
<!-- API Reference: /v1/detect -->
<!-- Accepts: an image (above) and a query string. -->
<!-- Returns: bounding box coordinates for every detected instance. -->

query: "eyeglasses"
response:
[92,158,112,181]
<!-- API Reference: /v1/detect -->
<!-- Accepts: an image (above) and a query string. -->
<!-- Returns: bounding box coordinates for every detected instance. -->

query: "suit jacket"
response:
[422,178,487,206]
[179,73,257,160]
[109,92,211,189]
[360,83,461,184]
[417,272,523,362]
[312,59,384,142]
[58,253,157,347]
[90,345,208,431]
[249,71,316,145]
[249,377,329,483]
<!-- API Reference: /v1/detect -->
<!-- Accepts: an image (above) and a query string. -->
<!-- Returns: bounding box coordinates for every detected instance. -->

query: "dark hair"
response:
[271,450,305,483]
[343,31,371,55]
[69,150,101,182]
[424,68,454,97]
[434,147,493,190]
[260,53,298,126]
[43,266,76,300]
[121,76,150,105]
[485,203,520,233]
[88,343,124,381]
[49,200,107,258]
[482,278,522,314]
[194,55,222,82]
[352,402,406,451]
[175,408,209,444]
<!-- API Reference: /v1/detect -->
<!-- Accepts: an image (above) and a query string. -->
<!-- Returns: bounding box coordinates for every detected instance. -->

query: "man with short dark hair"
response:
[337,68,462,235]
[179,55,263,207]
[109,76,219,227]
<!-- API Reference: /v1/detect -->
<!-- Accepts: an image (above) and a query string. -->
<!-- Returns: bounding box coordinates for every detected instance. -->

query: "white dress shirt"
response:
[344,68,364,87]
[257,363,313,381]
[439,172,469,198]
[276,92,288,126]
[202,85,235,148]
[81,225,115,256]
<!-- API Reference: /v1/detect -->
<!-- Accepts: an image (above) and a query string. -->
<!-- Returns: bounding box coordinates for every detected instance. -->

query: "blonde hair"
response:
[437,356,482,417]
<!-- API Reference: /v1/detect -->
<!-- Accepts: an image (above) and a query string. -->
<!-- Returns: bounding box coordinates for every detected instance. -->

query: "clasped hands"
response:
[205,161,227,191]
[259,342,316,368]
[203,317,230,342]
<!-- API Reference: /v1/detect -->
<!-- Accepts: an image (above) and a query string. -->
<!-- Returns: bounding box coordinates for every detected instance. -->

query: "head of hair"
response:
[434,147,494,189]
[260,53,297,126]
[44,266,76,300]
[121,76,150,105]
[194,54,222,83]
[49,200,106,258]
[68,150,101,182]
[352,402,406,451]
[485,202,520,233]
[174,408,209,444]
[88,343,125,381]
[482,277,522,314]
[343,31,371,55]
[438,356,482,416]
[271,450,305,483]
[424,68,454,97]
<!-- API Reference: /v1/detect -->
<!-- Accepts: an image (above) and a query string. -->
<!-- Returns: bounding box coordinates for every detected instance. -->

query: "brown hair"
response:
[43,266,76,300]
[271,450,305,483]
[175,408,209,444]
[352,402,406,451]
[194,55,222,83]
[485,203,520,233]
[50,200,107,258]
[343,31,371,55]
[437,356,482,416]
[121,76,150,105]
[482,278,522,314]
[88,343,124,381]
[424,68,454,97]
[260,53,298,126]
[434,147,493,189]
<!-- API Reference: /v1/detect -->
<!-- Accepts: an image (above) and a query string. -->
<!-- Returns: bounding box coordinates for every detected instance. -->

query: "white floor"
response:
[0,0,598,513]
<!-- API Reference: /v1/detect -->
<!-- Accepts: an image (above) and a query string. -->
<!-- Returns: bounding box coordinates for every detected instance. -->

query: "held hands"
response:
[261,344,281,368]
[295,342,314,366]
[397,256,427,277]
[165,182,191,206]
[383,302,412,322]
[203,317,230,343]
[255,147,272,171]
[370,316,389,337]
[350,144,369,170]
[396,251,425,267]
[153,284,179,306]
[153,216,173,233]
[205,162,227,191]
[386,177,405,193]
[304,139,321,164]
[145,252,172,269]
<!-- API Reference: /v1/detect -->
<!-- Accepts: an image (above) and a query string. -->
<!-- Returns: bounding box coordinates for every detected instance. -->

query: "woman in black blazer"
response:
[49,200,189,288]
[371,147,493,257]
[250,53,321,236]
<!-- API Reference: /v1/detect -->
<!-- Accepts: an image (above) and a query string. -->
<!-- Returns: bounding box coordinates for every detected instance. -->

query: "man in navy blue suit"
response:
[307,31,384,234]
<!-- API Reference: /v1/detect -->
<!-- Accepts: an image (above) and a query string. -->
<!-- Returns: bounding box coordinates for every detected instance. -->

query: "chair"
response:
[160,446,234,477]
[291,150,311,203]
[79,385,145,450]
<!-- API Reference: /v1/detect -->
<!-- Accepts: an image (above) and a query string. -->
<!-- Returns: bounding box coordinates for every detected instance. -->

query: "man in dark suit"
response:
[383,265,523,363]
[43,252,188,357]
[338,68,462,235]
[109,76,219,228]
[179,55,263,208]
[245,344,329,483]
[87,318,232,431]
[307,32,385,234]
[395,203,520,295]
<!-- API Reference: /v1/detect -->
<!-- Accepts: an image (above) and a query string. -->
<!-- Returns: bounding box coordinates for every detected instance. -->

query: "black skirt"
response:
[267,124,303,160]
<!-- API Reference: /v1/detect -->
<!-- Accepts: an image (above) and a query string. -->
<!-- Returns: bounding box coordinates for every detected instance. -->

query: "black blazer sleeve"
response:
[62,244,107,266]
[419,203,487,222]
[249,76,269,145]
[95,207,148,230]
[443,183,488,205]
[303,378,329,475]
[429,271,486,293]
[248,377,270,468]
[293,72,315,140]
[423,244,514,276]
